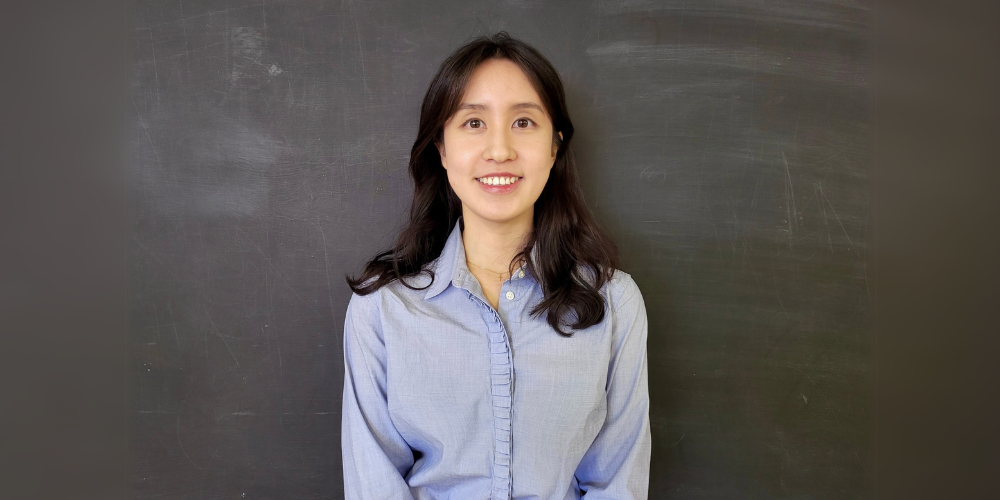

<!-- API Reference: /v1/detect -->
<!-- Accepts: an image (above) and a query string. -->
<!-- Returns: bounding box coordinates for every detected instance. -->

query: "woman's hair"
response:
[345,31,620,336]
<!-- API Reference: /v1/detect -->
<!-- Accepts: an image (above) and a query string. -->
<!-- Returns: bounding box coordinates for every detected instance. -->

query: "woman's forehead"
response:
[461,59,543,105]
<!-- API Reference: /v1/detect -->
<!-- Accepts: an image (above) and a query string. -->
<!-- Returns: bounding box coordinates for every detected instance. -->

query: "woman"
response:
[342,32,650,500]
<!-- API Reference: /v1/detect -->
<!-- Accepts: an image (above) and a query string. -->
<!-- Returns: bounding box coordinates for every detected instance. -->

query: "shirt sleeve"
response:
[575,274,652,499]
[341,291,416,500]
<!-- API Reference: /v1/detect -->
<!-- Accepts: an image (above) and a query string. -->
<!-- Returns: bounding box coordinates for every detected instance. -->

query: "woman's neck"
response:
[460,210,532,273]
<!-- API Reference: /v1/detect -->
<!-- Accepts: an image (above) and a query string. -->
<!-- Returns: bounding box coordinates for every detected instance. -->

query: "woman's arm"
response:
[575,275,652,499]
[341,291,416,500]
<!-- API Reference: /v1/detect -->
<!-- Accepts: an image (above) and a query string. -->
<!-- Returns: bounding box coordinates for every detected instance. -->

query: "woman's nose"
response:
[483,127,516,163]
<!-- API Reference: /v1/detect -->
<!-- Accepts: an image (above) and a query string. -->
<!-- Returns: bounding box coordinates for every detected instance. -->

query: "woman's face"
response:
[437,58,561,227]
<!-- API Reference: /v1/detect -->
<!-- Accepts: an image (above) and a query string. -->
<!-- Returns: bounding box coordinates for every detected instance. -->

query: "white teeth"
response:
[477,176,520,186]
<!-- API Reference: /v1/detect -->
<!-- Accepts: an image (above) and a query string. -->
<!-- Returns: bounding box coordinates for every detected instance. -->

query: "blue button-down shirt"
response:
[342,217,651,499]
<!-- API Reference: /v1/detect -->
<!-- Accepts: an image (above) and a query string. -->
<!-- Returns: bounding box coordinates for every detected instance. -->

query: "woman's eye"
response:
[466,119,483,129]
[514,118,533,128]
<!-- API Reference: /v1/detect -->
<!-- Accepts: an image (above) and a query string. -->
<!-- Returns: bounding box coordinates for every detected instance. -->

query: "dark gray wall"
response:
[130,1,872,498]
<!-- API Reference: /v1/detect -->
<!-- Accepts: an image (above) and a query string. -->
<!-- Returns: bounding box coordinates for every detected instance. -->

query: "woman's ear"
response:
[551,131,563,158]
[435,141,447,168]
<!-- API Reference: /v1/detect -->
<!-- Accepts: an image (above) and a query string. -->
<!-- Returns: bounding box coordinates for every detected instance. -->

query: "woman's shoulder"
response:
[346,274,428,332]
[347,276,383,312]
[572,263,641,310]
[351,271,435,308]
[598,267,642,312]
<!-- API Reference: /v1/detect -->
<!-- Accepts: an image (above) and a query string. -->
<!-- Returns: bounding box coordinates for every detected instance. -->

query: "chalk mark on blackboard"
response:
[740,174,763,284]
[175,400,206,471]
[131,94,160,165]
[781,151,797,240]
[670,433,686,447]
[816,181,854,249]
[863,250,871,301]
[153,302,163,345]
[348,0,370,102]
[772,260,788,318]
[149,30,159,97]
[167,300,180,348]
[267,324,283,382]
[798,148,844,167]
[815,183,834,251]
[235,224,330,327]
[314,219,338,334]
[205,305,241,369]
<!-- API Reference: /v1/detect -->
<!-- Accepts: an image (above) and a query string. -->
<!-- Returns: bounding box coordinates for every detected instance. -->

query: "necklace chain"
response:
[466,258,523,278]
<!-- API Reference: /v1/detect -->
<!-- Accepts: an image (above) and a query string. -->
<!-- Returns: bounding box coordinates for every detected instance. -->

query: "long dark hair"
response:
[345,32,620,336]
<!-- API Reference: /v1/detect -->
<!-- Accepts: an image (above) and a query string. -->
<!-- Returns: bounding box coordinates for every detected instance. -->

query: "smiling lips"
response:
[476,175,521,186]
[475,174,522,192]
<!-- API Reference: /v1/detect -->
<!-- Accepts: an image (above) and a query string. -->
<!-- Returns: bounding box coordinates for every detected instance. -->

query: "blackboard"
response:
[130,1,872,497]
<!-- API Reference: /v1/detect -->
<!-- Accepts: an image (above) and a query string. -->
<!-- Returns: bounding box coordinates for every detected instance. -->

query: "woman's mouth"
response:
[475,175,522,193]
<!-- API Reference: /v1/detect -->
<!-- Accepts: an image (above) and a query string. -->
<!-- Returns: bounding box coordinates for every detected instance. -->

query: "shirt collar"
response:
[424,216,538,300]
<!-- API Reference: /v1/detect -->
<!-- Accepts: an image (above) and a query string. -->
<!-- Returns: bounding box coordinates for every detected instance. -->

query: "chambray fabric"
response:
[342,217,651,500]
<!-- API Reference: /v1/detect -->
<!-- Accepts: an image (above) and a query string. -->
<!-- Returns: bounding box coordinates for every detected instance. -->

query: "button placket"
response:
[471,294,515,500]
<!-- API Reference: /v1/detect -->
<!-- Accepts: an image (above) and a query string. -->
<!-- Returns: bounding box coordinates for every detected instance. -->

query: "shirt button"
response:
[517,270,524,278]
[505,291,515,300]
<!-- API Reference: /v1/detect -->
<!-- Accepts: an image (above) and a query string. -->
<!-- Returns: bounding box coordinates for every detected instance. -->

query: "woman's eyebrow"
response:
[509,102,544,112]
[456,102,544,112]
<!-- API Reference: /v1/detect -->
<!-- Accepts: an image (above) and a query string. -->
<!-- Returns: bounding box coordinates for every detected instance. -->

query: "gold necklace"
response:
[465,258,511,279]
